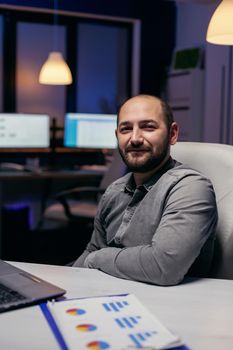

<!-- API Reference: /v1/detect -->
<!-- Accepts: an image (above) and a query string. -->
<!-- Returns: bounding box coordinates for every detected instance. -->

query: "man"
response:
[73,94,217,286]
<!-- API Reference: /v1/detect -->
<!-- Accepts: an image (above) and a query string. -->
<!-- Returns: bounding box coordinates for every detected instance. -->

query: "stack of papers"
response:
[41,294,188,350]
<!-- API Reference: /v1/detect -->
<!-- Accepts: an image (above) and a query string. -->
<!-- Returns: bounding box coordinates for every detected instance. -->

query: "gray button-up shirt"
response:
[74,158,217,286]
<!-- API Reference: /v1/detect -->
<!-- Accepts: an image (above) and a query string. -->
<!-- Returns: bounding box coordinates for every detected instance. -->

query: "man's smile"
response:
[126,147,150,153]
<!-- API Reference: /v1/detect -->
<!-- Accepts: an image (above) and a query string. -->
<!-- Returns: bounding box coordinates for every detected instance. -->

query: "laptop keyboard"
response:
[0,282,27,305]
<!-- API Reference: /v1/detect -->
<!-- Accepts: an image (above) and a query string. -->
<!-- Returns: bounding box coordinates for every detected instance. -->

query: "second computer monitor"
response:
[64,113,117,149]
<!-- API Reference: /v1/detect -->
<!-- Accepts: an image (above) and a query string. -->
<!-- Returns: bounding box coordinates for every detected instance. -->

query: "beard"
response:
[118,135,170,173]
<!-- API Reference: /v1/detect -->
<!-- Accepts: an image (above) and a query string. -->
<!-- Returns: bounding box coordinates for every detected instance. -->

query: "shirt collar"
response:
[124,157,176,193]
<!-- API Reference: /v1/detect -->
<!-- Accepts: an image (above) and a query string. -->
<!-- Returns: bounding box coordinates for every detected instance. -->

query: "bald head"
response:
[117,95,174,131]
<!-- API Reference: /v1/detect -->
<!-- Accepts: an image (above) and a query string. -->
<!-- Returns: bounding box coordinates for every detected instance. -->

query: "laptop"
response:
[0,260,66,313]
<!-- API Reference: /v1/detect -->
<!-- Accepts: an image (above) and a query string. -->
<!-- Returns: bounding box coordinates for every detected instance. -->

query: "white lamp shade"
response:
[207,0,233,45]
[39,51,73,85]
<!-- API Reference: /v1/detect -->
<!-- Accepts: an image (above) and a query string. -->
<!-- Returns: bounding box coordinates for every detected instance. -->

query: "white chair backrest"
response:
[171,142,233,280]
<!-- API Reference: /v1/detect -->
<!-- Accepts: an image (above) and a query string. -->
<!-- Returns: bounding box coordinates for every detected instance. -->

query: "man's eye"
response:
[143,124,156,130]
[120,127,131,133]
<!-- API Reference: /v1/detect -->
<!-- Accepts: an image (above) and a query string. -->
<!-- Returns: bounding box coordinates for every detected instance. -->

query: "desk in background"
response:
[0,261,233,350]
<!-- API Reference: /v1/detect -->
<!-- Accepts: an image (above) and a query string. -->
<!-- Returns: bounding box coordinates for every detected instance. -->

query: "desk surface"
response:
[0,262,233,350]
[0,168,105,180]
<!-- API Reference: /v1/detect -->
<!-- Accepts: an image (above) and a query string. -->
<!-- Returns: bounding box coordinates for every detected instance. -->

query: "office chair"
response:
[171,142,233,280]
[23,150,126,265]
[42,149,126,230]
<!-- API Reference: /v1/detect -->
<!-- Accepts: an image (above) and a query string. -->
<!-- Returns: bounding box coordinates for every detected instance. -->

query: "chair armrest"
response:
[56,186,105,200]
[55,187,105,220]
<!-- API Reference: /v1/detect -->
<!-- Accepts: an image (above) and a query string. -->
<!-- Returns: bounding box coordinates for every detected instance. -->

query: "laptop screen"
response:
[0,113,50,148]
[64,113,117,149]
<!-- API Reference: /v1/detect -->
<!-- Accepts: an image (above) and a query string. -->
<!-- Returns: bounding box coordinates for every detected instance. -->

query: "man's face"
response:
[116,96,177,173]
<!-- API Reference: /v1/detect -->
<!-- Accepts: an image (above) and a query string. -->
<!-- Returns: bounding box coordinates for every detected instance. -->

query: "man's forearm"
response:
[83,245,186,286]
[73,250,91,267]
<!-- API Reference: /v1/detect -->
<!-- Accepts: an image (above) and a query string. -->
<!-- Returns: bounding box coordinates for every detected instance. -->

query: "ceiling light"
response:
[39,0,73,85]
[39,51,72,85]
[206,0,233,45]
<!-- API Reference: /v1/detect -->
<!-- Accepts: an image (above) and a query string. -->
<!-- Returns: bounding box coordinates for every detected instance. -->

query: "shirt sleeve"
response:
[72,192,109,267]
[80,175,218,285]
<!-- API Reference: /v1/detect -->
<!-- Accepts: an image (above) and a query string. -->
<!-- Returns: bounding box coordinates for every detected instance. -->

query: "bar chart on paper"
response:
[129,331,158,348]
[44,294,185,350]
[114,315,142,328]
[102,300,129,312]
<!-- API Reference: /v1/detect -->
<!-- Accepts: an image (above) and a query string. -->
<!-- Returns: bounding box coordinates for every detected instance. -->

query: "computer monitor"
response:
[0,113,50,148]
[64,113,117,149]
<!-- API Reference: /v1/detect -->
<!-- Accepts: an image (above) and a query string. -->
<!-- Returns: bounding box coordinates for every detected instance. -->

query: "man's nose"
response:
[130,127,143,145]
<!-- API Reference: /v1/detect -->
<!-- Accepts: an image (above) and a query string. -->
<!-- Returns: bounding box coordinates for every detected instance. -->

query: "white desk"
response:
[0,262,233,350]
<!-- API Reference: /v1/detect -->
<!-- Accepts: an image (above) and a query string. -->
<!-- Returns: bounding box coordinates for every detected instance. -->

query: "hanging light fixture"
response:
[39,52,72,85]
[206,0,233,45]
[39,0,72,85]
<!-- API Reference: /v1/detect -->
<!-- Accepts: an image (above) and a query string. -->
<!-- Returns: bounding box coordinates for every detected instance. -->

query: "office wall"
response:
[175,1,233,144]
[176,2,217,48]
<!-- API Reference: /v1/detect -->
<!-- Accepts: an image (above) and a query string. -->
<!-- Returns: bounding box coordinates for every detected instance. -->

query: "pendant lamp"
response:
[206,0,233,45]
[39,0,72,85]
[39,52,72,85]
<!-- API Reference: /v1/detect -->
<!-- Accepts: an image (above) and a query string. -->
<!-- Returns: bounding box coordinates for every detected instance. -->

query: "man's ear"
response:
[169,122,179,145]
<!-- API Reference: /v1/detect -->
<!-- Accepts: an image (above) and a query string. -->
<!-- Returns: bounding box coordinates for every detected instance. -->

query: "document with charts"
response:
[41,294,188,350]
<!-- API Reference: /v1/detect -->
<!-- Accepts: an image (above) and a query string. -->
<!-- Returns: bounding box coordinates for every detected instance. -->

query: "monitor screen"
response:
[64,113,117,149]
[0,113,50,148]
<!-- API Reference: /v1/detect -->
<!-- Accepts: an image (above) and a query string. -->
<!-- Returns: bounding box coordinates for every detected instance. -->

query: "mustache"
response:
[125,146,151,152]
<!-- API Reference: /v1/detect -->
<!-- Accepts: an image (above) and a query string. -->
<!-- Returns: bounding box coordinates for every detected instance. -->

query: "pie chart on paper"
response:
[76,324,97,332]
[86,340,110,349]
[66,308,86,316]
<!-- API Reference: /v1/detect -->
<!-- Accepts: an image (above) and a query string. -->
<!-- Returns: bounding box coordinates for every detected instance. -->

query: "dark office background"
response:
[0,0,176,96]
[0,0,176,265]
